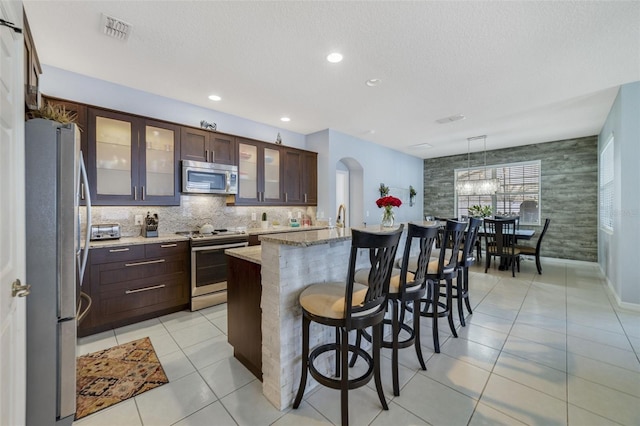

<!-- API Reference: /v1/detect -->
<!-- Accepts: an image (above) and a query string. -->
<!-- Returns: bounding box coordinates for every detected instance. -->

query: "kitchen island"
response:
[226,226,403,410]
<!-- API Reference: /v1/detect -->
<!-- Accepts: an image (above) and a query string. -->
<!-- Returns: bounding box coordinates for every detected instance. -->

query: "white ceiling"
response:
[23,1,640,159]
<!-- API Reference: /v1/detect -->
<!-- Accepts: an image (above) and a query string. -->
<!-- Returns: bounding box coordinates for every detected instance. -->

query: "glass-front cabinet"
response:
[88,108,180,205]
[236,138,282,205]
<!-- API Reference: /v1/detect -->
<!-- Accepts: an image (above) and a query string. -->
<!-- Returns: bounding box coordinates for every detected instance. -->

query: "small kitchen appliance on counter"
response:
[90,223,121,241]
[142,212,159,237]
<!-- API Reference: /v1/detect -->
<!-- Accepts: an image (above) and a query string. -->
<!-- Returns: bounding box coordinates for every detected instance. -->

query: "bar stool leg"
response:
[413,298,427,370]
[341,327,349,426]
[373,322,388,410]
[391,300,400,396]
[293,315,310,408]
[446,279,458,338]
[431,281,441,353]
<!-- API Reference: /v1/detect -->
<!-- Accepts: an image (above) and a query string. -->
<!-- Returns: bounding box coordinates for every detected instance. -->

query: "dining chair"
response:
[292,226,403,426]
[516,218,551,274]
[484,218,521,277]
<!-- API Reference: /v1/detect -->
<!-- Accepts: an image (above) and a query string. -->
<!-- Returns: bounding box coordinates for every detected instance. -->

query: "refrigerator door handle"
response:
[78,150,92,286]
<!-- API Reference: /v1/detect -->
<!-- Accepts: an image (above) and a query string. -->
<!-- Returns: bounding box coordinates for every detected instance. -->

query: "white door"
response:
[0,1,27,425]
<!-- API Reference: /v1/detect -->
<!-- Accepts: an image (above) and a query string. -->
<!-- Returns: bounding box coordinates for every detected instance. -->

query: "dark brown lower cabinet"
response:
[227,255,262,380]
[78,241,189,337]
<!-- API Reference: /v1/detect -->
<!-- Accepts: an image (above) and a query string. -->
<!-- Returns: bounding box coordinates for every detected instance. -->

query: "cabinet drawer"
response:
[90,245,145,264]
[145,241,189,258]
[100,276,188,317]
[96,256,187,287]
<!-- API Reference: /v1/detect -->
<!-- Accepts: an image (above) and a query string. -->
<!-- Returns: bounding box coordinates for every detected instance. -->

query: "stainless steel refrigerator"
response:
[25,118,92,426]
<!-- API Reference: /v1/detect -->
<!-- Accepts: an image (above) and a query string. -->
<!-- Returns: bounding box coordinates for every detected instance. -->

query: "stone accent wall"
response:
[423,136,598,261]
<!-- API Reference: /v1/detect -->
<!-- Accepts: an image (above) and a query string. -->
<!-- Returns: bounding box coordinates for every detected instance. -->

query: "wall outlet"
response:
[251,212,257,221]
[297,211,302,219]
[134,215,143,225]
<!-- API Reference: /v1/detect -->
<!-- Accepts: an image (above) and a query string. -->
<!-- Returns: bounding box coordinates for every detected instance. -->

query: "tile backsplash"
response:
[81,195,317,237]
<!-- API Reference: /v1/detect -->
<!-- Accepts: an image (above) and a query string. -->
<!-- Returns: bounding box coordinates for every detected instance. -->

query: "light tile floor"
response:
[74,258,640,426]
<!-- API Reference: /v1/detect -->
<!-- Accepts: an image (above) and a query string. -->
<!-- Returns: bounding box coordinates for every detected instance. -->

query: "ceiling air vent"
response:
[101,13,131,41]
[436,114,466,124]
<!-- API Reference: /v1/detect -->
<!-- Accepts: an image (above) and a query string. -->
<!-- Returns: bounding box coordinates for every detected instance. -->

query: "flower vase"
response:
[381,206,395,227]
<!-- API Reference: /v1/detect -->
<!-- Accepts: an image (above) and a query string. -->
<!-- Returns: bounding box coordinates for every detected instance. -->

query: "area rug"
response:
[75,337,169,420]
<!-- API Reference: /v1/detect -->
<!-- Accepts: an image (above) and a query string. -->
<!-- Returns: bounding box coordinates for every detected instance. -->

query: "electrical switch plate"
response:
[297,211,302,218]
[251,212,257,221]
[288,211,292,219]
[134,215,143,225]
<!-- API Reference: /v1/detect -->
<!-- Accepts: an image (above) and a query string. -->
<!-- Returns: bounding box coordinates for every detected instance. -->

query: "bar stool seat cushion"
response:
[299,282,380,319]
[399,256,457,275]
[354,268,420,294]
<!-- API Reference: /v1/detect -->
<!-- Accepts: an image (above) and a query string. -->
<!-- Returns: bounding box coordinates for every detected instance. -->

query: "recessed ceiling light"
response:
[208,95,221,101]
[365,79,382,87]
[326,52,343,63]
[280,117,291,122]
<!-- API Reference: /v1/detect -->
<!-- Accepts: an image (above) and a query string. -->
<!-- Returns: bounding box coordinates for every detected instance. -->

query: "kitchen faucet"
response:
[336,204,346,228]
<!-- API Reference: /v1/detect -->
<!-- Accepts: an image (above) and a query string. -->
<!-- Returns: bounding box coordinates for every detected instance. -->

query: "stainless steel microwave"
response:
[182,160,238,194]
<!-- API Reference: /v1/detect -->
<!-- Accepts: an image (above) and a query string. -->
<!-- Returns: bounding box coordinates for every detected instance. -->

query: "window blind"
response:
[455,160,541,225]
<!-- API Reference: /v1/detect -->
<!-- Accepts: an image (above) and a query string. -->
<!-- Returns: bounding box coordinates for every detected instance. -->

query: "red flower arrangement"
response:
[376,196,402,208]
[376,196,402,227]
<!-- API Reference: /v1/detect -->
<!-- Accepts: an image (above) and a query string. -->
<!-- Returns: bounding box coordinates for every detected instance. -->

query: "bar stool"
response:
[292,226,403,426]
[420,220,466,352]
[453,217,482,326]
[351,223,439,396]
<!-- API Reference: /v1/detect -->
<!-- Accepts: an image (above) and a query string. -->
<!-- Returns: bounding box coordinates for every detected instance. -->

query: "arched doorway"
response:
[336,158,364,227]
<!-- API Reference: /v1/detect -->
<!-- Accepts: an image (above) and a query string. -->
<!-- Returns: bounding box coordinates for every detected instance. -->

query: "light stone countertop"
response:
[258,225,404,247]
[225,245,262,265]
[88,233,189,249]
[246,225,326,236]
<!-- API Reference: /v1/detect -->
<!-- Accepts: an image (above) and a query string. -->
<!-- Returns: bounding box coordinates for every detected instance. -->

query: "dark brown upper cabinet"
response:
[180,127,236,165]
[87,108,180,206]
[235,138,283,205]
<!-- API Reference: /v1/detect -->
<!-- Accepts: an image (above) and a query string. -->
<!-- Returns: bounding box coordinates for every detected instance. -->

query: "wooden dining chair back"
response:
[293,225,404,426]
[516,218,551,274]
[484,218,521,277]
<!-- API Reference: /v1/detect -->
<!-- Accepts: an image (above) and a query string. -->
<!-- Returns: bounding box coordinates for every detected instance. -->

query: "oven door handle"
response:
[191,242,249,252]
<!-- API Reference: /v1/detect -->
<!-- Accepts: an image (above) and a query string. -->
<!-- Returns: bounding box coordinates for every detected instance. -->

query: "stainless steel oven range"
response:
[176,230,249,311]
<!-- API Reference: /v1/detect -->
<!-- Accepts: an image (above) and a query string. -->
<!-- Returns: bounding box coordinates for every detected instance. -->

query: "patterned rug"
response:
[75,337,169,420]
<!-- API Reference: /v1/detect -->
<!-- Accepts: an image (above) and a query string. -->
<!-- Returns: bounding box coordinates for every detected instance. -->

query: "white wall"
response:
[308,129,424,227]
[39,65,306,149]
[598,81,640,307]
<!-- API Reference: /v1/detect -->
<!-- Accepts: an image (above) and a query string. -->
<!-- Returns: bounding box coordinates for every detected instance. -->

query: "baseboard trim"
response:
[599,264,640,312]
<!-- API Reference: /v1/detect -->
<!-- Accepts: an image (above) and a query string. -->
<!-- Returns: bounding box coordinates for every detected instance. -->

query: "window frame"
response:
[599,134,614,233]
[454,160,541,226]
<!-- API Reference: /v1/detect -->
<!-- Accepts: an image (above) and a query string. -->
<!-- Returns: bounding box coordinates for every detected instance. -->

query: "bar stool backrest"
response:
[346,225,404,328]
[436,220,467,275]
[398,223,439,295]
[461,217,482,266]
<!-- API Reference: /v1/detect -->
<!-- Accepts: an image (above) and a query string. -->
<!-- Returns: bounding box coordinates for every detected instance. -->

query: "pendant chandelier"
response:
[455,135,500,196]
